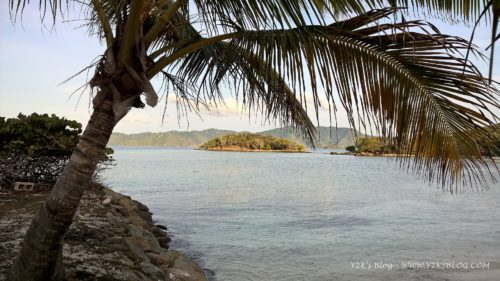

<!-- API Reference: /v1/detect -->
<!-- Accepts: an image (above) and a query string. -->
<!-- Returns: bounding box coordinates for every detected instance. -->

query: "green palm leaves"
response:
[9,0,500,191]
[162,9,498,191]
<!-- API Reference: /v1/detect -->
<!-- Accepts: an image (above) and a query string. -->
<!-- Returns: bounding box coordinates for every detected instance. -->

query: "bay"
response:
[103,147,500,281]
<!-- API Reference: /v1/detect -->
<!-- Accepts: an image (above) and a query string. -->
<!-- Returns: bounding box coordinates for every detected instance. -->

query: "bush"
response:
[345,145,356,152]
[199,133,306,151]
[355,137,399,154]
[0,113,113,189]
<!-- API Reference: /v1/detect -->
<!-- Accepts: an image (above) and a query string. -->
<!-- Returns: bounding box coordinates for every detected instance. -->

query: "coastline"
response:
[197,146,309,153]
[330,151,411,157]
[0,184,207,281]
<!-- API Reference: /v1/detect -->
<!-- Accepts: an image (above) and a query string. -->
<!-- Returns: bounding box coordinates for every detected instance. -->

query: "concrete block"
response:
[14,182,34,191]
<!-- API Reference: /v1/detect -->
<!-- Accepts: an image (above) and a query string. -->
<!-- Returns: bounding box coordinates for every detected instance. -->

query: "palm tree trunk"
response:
[8,97,117,281]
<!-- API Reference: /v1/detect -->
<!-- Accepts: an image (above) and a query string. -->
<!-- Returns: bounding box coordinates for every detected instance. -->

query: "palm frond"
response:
[159,8,499,191]
[393,0,492,23]
[8,1,500,190]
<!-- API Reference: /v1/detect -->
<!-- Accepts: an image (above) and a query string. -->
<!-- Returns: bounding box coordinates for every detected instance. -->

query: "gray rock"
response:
[156,224,168,231]
[102,197,112,205]
[139,261,166,280]
[128,214,150,228]
[163,267,207,281]
[164,268,192,281]
[160,251,207,281]
[128,224,162,253]
[124,237,150,263]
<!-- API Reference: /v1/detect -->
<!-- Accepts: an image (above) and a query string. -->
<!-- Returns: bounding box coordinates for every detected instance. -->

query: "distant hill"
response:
[109,129,235,147]
[199,133,307,152]
[108,126,356,148]
[261,127,355,148]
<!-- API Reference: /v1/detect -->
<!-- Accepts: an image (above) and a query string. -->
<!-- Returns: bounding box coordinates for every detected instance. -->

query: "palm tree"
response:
[7,0,500,280]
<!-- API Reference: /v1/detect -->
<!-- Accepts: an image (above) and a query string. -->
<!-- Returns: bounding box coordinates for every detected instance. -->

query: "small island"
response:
[331,137,401,157]
[199,133,308,152]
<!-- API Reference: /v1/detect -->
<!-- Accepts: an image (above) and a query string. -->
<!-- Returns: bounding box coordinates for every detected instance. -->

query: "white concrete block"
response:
[14,182,34,191]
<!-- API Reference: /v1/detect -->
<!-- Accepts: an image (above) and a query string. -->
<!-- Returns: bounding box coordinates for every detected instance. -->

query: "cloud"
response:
[160,93,247,116]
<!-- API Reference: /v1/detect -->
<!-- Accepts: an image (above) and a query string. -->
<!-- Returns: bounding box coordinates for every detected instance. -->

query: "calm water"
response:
[103,148,500,281]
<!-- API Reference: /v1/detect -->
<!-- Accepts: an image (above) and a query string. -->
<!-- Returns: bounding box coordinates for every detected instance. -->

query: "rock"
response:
[150,226,171,248]
[128,214,150,229]
[162,267,207,281]
[102,197,112,205]
[157,236,171,248]
[147,252,173,267]
[161,251,207,281]
[118,270,143,281]
[110,203,124,210]
[158,251,182,264]
[111,225,128,235]
[164,268,192,281]
[127,223,144,237]
[151,226,167,237]
[139,261,166,280]
[142,232,162,253]
[117,197,138,213]
[124,237,150,263]
[156,224,168,231]
[135,237,153,252]
[0,184,206,281]
[132,270,151,281]
[128,224,162,253]
[136,210,154,223]
[134,200,150,212]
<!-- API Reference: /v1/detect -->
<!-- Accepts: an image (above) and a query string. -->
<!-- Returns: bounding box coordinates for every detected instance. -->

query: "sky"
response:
[0,3,498,134]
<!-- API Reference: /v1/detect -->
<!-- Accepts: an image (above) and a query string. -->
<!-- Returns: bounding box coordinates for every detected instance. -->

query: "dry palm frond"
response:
[158,8,499,191]
[9,1,500,191]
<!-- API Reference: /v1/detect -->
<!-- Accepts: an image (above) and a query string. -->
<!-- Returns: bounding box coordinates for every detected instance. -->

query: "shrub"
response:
[345,145,356,152]
[0,113,113,189]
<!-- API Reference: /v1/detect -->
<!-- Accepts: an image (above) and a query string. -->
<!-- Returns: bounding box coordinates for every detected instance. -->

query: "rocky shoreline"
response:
[0,184,207,281]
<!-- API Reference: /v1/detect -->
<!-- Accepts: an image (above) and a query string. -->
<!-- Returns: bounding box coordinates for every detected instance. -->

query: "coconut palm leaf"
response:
[9,1,500,279]
[7,1,500,192]
[392,0,492,22]
[149,8,499,192]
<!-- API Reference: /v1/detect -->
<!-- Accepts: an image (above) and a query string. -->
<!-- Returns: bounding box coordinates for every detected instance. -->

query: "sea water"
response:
[103,148,500,281]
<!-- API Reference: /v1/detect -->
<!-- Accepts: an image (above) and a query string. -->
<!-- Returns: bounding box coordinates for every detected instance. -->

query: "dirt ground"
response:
[0,184,206,281]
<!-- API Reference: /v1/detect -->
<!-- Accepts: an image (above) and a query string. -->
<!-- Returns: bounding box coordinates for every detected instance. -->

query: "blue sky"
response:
[0,3,498,134]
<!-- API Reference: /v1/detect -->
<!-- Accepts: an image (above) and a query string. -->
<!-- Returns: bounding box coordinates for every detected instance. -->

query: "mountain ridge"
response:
[108,127,356,148]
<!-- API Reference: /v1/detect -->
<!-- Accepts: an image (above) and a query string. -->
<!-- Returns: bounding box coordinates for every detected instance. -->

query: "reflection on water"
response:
[103,148,500,281]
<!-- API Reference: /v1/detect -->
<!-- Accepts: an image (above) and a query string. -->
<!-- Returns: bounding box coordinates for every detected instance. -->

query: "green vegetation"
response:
[0,113,113,189]
[8,0,500,278]
[199,133,307,152]
[0,113,82,157]
[349,130,500,157]
[345,137,399,155]
[356,137,399,154]
[345,145,356,153]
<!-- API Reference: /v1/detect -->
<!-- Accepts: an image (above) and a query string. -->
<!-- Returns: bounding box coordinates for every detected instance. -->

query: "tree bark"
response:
[8,98,117,281]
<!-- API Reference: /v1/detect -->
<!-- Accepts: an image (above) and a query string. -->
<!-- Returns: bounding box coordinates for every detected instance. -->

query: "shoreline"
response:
[197,147,309,153]
[0,184,207,281]
[329,151,411,157]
